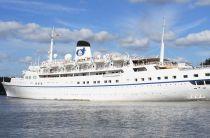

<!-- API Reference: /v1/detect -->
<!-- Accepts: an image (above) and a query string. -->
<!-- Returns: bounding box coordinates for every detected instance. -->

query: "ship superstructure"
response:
[3,22,210,101]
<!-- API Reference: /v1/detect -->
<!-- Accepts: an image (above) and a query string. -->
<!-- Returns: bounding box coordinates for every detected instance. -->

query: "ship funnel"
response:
[75,40,92,62]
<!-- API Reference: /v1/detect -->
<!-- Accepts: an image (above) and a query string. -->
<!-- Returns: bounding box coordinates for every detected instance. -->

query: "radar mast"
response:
[160,17,165,65]
[49,27,55,62]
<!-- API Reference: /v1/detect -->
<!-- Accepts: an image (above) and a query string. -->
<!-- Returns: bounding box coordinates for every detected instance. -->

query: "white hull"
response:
[3,81,210,101]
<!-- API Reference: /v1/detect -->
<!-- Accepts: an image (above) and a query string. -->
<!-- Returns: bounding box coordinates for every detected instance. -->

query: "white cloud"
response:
[0,21,114,43]
[174,18,206,33]
[129,0,210,7]
[172,57,189,62]
[129,0,190,4]
[176,30,210,46]
[194,0,210,6]
[0,0,85,14]
[0,53,8,62]
[118,7,178,44]
[19,56,33,64]
[120,37,149,49]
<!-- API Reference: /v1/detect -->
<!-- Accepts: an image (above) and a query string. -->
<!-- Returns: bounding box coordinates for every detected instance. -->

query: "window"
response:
[205,80,210,84]
[83,81,85,84]
[77,82,80,84]
[104,80,107,83]
[93,81,96,84]
[28,76,31,79]
[164,76,168,79]
[86,81,89,84]
[133,67,147,72]
[190,81,196,85]
[157,77,161,80]
[135,78,138,82]
[205,73,210,76]
[141,78,144,81]
[194,74,198,77]
[109,80,111,83]
[116,80,119,83]
[148,77,152,81]
[173,76,176,79]
[183,75,188,78]
[97,81,100,84]
[197,80,204,85]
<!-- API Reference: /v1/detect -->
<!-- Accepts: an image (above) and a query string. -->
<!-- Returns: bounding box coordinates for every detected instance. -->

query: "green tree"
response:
[201,58,210,65]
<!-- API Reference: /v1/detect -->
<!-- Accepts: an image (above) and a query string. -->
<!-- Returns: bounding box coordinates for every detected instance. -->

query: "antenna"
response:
[48,26,55,62]
[160,17,165,65]
[38,56,40,66]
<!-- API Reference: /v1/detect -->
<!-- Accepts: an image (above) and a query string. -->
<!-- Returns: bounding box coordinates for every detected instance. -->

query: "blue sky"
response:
[0,0,210,76]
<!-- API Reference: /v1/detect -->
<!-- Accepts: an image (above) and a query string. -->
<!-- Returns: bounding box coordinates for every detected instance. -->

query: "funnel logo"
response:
[76,48,86,56]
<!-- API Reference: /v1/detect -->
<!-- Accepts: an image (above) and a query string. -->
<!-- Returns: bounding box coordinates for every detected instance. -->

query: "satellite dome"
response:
[53,53,57,59]
[64,54,72,61]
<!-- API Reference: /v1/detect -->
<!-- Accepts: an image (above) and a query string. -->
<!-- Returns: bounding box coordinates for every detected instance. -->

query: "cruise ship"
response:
[3,24,210,101]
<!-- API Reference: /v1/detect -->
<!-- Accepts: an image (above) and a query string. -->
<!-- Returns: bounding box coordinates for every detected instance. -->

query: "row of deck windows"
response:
[39,70,123,78]
[134,74,204,82]
[77,80,120,85]
[190,80,210,85]
[25,73,210,80]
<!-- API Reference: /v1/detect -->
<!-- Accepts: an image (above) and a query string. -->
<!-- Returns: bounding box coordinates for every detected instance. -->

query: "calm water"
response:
[1,96,210,137]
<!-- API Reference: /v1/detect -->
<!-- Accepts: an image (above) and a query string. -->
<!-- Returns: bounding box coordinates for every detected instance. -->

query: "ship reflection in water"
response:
[0,96,210,137]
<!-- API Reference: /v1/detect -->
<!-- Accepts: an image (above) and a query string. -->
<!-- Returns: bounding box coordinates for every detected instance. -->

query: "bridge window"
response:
[109,80,111,83]
[164,76,168,79]
[87,81,89,84]
[93,81,96,84]
[60,74,67,77]
[97,81,100,84]
[133,67,147,72]
[141,78,145,81]
[104,80,107,83]
[157,77,161,80]
[172,76,176,79]
[197,80,204,85]
[183,75,188,78]
[83,81,85,84]
[190,81,196,85]
[77,82,80,84]
[205,80,210,84]
[148,77,152,81]
[135,78,138,82]
[116,80,119,83]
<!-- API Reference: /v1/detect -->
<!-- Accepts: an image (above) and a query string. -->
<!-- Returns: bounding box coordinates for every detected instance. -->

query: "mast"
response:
[49,27,55,62]
[160,17,165,65]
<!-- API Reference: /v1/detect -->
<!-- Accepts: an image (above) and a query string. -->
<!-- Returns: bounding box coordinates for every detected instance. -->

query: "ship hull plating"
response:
[3,82,210,101]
